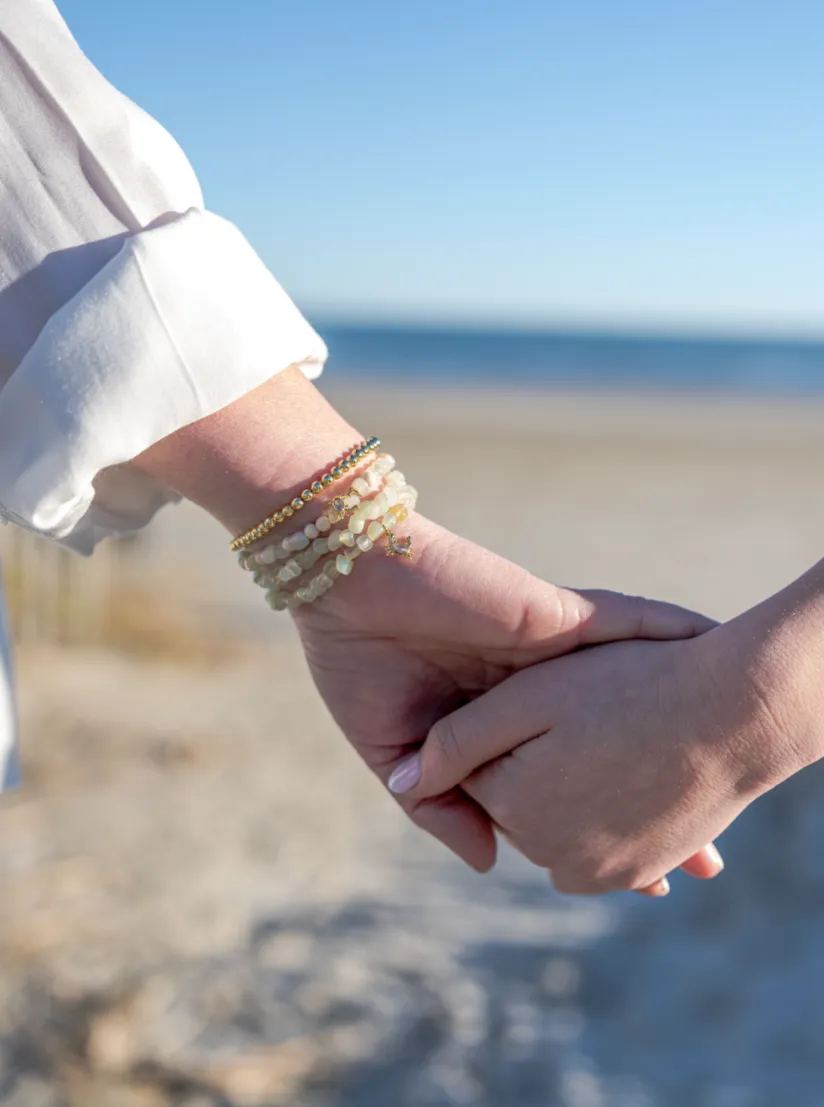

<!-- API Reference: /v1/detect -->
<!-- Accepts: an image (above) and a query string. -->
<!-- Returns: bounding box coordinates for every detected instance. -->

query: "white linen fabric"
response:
[0,0,328,790]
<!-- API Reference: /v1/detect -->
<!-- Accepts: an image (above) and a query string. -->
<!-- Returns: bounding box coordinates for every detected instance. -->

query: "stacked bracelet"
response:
[239,454,417,611]
[229,435,381,552]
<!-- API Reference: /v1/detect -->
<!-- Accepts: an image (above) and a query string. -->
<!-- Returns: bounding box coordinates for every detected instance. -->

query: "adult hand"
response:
[133,367,722,886]
[394,560,824,893]
[295,513,720,883]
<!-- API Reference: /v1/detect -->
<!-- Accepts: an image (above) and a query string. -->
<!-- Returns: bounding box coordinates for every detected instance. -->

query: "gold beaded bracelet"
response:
[229,436,381,552]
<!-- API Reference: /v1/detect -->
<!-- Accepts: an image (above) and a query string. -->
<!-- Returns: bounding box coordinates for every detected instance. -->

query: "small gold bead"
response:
[322,473,334,487]
[291,497,304,511]
[275,510,284,524]
[283,506,294,517]
[301,489,313,502]
[311,481,323,495]
[331,466,342,479]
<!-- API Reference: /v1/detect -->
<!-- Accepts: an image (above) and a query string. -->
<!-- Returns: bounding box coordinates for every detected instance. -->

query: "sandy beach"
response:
[3,383,824,1106]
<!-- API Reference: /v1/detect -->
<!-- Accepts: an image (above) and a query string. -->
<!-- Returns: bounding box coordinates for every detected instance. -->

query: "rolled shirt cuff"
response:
[0,208,327,553]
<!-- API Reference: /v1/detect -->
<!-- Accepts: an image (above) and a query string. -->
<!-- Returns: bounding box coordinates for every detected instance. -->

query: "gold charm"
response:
[327,495,351,524]
[385,531,413,558]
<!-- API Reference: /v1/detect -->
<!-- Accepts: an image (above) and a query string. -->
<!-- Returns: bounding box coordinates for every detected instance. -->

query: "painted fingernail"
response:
[648,877,671,897]
[705,844,725,873]
[388,752,422,795]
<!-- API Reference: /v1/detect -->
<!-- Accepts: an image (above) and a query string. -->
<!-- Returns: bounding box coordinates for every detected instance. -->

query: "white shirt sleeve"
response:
[0,0,328,554]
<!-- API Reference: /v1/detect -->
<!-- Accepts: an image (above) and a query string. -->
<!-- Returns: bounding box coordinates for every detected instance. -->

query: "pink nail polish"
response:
[706,844,725,872]
[388,752,421,795]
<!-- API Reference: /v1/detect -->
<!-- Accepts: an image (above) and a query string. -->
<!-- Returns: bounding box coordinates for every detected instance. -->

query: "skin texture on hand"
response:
[399,559,824,893]
[133,368,722,886]
[293,512,719,875]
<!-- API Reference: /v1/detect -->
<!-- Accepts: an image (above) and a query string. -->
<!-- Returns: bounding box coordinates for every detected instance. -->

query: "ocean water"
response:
[317,323,824,392]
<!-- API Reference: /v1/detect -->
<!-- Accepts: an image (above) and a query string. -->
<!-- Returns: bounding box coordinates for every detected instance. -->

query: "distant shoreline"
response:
[313,321,824,395]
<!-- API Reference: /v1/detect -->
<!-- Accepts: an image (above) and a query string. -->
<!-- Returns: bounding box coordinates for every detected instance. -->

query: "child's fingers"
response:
[388,668,557,800]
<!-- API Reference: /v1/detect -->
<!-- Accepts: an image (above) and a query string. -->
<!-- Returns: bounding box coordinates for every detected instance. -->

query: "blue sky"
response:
[61,1,824,335]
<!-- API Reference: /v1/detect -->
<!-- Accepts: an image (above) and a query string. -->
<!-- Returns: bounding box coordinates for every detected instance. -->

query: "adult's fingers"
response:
[636,843,725,897]
[571,588,717,647]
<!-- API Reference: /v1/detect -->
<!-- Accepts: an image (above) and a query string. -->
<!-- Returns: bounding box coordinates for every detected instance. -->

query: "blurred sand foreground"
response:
[3,384,824,1107]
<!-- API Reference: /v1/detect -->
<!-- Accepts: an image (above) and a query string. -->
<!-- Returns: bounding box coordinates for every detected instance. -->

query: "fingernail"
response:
[648,877,671,897]
[705,844,725,873]
[388,752,422,795]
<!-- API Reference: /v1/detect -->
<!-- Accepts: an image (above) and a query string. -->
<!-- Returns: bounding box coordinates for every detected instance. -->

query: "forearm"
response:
[131,367,361,536]
[704,557,824,787]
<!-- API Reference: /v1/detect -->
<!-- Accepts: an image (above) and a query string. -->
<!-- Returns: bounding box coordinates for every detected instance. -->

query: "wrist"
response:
[131,367,362,535]
[705,558,824,788]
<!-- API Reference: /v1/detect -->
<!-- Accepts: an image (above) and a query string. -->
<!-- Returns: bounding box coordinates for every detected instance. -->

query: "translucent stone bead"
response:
[340,530,356,547]
[316,516,331,533]
[351,476,370,496]
[286,558,301,576]
[365,469,382,492]
[336,554,353,576]
[349,518,366,535]
[367,521,385,541]
[304,523,319,540]
[382,512,398,529]
[353,503,372,523]
[324,559,340,580]
[374,492,389,513]
[344,495,361,510]
[258,545,278,565]
[366,501,382,520]
[373,453,396,475]
[356,535,373,552]
[391,505,409,524]
[278,566,292,583]
[386,470,406,488]
[290,533,310,551]
[347,546,361,559]
[383,485,399,508]
[313,538,329,554]
[296,586,313,603]
[327,530,343,551]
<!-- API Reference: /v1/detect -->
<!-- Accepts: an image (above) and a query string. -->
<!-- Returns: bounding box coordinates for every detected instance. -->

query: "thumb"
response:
[569,588,717,647]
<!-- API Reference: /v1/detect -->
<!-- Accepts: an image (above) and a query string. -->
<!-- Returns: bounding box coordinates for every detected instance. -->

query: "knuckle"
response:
[428,716,464,774]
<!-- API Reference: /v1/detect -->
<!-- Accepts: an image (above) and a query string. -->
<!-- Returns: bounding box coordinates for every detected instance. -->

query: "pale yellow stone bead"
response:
[340,531,356,547]
[367,521,385,542]
[356,535,373,552]
[304,523,319,540]
[351,476,370,496]
[316,515,331,533]
[336,554,353,576]
[327,530,343,551]
[391,505,409,524]
[349,517,366,535]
